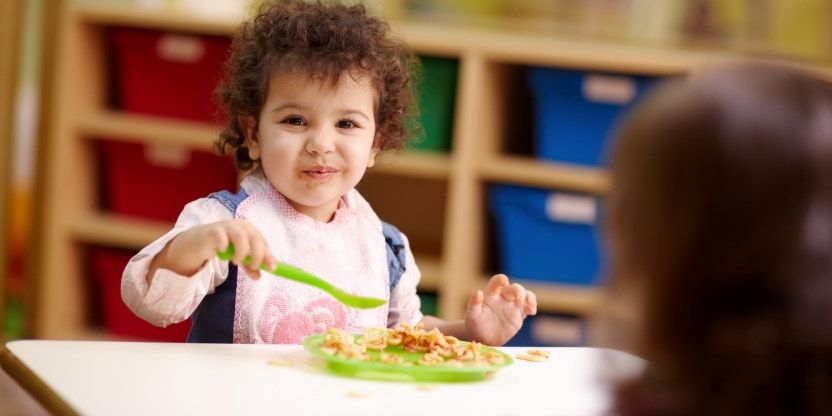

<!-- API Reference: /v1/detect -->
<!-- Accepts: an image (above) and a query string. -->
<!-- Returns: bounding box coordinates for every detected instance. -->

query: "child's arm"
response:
[122,197,276,327]
[146,219,277,284]
[421,275,537,346]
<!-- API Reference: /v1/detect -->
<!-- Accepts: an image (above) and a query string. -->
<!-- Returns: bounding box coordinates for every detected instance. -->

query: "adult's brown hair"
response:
[605,62,832,416]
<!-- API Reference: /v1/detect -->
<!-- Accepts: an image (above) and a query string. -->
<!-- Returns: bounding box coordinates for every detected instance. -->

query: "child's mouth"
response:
[303,166,338,179]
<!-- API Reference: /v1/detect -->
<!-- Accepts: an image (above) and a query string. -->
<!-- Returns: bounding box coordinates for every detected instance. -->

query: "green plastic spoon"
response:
[217,244,386,309]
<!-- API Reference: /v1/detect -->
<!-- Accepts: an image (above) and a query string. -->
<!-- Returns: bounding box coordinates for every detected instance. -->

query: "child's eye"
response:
[337,119,358,129]
[282,116,306,126]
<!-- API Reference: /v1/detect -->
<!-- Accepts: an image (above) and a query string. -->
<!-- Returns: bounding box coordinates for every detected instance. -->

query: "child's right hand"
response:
[149,219,277,282]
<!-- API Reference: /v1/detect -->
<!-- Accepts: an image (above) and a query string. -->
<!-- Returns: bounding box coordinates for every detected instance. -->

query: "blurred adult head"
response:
[605,62,832,416]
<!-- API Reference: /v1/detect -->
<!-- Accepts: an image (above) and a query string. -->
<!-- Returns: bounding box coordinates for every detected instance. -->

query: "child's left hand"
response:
[464,274,537,346]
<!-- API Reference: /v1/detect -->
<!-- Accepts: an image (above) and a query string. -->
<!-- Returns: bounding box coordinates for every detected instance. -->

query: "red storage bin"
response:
[98,139,238,221]
[109,27,231,122]
[105,27,238,221]
[89,247,191,342]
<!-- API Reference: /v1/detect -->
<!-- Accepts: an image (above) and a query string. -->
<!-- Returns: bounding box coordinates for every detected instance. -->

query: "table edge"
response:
[1,342,80,416]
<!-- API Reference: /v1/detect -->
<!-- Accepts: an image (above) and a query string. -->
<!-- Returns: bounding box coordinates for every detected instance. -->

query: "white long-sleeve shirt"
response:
[121,169,423,343]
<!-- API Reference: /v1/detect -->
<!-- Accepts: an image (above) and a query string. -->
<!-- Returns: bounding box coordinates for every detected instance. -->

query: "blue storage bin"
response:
[528,67,657,166]
[489,184,602,285]
[506,313,586,347]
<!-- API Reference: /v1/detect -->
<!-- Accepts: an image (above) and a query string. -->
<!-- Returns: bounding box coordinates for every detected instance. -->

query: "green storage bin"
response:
[418,292,439,316]
[409,56,458,152]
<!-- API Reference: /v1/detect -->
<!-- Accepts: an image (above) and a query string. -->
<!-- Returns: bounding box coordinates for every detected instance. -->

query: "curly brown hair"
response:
[215,0,420,170]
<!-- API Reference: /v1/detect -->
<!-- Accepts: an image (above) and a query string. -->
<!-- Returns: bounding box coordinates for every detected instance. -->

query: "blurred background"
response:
[2,0,831,349]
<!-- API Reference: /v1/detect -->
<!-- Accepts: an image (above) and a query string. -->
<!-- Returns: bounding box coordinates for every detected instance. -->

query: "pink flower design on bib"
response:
[259,293,346,344]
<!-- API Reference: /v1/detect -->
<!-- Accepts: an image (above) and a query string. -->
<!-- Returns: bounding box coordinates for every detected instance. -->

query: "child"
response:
[602,62,832,415]
[122,0,537,345]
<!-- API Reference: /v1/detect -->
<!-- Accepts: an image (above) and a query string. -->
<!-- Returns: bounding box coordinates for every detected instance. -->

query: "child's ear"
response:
[367,146,380,168]
[240,115,260,160]
[367,131,383,168]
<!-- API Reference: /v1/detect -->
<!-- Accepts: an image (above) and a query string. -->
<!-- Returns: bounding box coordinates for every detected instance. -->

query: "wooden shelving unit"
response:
[35,1,815,341]
[1,0,24,339]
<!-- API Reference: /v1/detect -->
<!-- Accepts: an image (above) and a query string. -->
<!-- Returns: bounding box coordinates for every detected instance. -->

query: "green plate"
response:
[303,333,513,382]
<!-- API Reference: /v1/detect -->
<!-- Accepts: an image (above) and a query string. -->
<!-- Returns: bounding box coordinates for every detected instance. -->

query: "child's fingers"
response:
[248,236,267,271]
[225,220,273,280]
[263,253,278,272]
[501,283,526,305]
[246,268,262,280]
[246,236,274,279]
[227,229,251,267]
[466,289,484,317]
[206,222,266,280]
[205,225,230,257]
[486,274,510,296]
[524,291,538,315]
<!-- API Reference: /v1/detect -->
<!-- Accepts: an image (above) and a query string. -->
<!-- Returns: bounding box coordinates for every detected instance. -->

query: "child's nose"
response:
[305,129,335,155]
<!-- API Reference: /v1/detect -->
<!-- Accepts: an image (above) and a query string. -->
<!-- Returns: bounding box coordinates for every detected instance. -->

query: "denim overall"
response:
[187,189,407,343]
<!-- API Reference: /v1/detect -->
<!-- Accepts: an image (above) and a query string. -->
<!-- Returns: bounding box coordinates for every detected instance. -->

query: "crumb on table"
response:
[267,358,294,367]
[516,349,551,362]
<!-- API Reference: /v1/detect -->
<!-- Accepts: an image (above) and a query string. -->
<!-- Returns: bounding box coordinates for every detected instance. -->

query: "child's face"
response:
[245,70,379,222]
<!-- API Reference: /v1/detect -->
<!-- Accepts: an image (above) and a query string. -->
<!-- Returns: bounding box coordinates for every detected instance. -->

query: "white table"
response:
[1,340,643,416]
